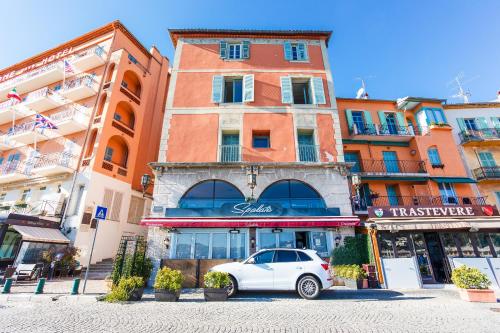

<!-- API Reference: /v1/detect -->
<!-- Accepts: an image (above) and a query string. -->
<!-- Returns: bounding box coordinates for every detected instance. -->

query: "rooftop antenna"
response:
[355,77,373,99]
[448,72,478,104]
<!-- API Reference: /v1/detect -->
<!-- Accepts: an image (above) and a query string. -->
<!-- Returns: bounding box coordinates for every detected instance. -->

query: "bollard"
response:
[2,278,12,294]
[71,278,81,295]
[35,278,46,294]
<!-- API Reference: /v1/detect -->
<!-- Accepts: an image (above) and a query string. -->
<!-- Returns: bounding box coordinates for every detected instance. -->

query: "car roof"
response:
[258,248,316,253]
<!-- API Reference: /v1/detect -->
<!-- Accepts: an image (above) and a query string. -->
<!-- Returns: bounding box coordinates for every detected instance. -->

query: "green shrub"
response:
[451,265,491,290]
[331,235,372,266]
[204,271,230,289]
[105,276,144,302]
[332,265,367,280]
[111,254,153,286]
[153,267,184,292]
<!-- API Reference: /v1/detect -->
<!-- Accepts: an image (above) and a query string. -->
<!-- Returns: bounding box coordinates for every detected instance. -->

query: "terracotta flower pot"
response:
[155,289,181,302]
[459,289,497,303]
[204,288,228,301]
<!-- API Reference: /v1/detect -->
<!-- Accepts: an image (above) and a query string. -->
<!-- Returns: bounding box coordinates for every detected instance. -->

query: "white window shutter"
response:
[212,75,224,103]
[280,76,293,104]
[242,41,250,59]
[243,74,254,102]
[219,41,228,59]
[310,77,326,104]
[283,42,292,60]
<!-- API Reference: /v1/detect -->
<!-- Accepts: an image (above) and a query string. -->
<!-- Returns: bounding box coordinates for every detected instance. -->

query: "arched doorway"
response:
[121,70,142,98]
[114,101,135,130]
[104,135,129,168]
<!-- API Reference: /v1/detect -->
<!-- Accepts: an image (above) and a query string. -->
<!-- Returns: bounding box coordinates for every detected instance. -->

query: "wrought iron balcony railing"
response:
[30,151,77,170]
[0,160,30,177]
[459,128,500,144]
[352,195,487,211]
[62,74,96,91]
[298,145,319,162]
[473,166,500,180]
[0,199,66,217]
[349,124,420,137]
[219,145,241,162]
[351,159,427,174]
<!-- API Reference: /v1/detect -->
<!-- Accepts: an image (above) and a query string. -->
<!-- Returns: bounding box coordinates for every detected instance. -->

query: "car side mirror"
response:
[246,258,256,264]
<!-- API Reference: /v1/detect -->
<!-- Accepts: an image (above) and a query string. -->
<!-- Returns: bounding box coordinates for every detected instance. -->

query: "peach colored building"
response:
[143,29,358,279]
[0,21,169,268]
[337,97,500,288]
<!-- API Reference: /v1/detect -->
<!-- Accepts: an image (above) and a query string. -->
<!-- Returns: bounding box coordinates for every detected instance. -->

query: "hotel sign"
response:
[368,205,498,219]
[0,47,75,84]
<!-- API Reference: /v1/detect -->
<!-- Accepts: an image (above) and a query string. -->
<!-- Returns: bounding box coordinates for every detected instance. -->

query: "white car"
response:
[210,248,332,300]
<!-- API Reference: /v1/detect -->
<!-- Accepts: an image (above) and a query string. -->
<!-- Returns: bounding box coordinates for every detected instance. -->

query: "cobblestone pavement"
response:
[5,279,108,295]
[0,288,499,333]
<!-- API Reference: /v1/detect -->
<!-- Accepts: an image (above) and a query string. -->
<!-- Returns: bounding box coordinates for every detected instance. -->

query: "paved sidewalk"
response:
[0,288,499,333]
[1,279,108,295]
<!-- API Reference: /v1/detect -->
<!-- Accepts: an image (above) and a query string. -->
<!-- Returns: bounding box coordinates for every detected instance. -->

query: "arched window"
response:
[104,135,129,168]
[179,180,244,208]
[84,129,97,158]
[114,101,135,129]
[428,147,442,167]
[105,63,115,83]
[258,179,326,208]
[96,95,107,117]
[121,70,142,98]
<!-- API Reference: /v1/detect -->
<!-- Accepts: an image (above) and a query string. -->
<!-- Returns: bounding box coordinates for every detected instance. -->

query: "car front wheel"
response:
[226,276,238,297]
[297,275,320,300]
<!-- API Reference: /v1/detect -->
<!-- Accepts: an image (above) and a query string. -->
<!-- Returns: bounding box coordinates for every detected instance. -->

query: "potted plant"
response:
[104,276,145,302]
[451,265,496,303]
[153,267,184,302]
[333,264,367,289]
[203,271,231,302]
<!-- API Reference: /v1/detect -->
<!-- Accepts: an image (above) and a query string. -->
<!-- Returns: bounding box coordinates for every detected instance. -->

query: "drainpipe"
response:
[60,29,118,230]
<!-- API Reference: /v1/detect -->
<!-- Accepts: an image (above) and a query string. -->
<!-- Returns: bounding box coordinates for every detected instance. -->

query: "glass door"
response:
[386,185,400,206]
[411,233,434,283]
[383,151,400,173]
[423,233,449,283]
[438,183,458,205]
[385,113,398,134]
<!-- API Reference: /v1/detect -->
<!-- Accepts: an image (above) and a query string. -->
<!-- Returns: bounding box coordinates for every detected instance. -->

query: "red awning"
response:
[140,216,360,228]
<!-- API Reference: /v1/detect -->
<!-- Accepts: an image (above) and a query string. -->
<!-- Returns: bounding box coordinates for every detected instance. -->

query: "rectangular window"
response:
[259,233,277,249]
[221,133,240,162]
[194,233,209,259]
[394,235,412,258]
[383,151,400,173]
[474,233,493,257]
[175,233,192,259]
[455,233,475,257]
[104,147,113,162]
[490,233,500,256]
[228,44,242,59]
[229,233,246,259]
[297,131,317,162]
[290,43,307,61]
[464,118,477,131]
[223,78,243,103]
[278,232,295,248]
[292,80,311,104]
[311,232,328,257]
[438,183,457,205]
[428,148,442,166]
[441,233,460,257]
[212,233,228,259]
[71,185,85,216]
[478,151,496,167]
[352,111,365,133]
[253,131,270,148]
[21,189,31,202]
[344,152,361,172]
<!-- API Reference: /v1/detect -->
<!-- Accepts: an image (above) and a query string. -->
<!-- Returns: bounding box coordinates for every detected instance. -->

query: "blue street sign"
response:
[95,206,108,220]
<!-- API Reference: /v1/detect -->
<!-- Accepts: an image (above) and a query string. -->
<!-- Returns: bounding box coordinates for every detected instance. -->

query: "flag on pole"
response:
[34,113,58,130]
[64,60,74,75]
[7,88,21,103]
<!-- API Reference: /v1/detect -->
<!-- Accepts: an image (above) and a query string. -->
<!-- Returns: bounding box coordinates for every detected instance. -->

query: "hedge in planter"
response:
[331,235,372,266]
[204,271,230,302]
[332,265,367,289]
[451,265,496,303]
[153,267,184,302]
[104,276,145,302]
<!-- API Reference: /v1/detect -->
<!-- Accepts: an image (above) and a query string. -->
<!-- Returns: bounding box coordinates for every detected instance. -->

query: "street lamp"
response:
[141,173,152,197]
[246,165,259,201]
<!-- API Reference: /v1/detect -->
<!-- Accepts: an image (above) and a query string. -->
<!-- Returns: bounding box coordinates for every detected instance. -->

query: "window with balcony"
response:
[114,101,135,130]
[297,131,317,162]
[464,118,478,131]
[438,183,458,205]
[252,131,270,148]
[352,111,366,134]
[220,133,240,162]
[478,151,496,167]
[382,151,400,173]
[104,136,129,168]
[428,147,443,168]
[345,152,361,172]
[385,113,398,134]
[121,70,142,99]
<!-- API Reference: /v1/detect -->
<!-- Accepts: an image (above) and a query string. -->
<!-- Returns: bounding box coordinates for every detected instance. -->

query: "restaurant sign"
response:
[368,205,498,219]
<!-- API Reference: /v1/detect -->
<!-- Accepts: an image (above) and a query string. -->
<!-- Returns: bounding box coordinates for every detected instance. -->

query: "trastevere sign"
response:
[368,205,497,219]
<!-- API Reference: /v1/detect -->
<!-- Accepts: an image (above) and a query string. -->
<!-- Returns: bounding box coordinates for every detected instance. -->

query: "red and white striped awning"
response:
[140,216,360,228]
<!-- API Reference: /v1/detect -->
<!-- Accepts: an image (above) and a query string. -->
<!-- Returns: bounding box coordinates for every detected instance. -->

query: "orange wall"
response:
[317,114,337,161]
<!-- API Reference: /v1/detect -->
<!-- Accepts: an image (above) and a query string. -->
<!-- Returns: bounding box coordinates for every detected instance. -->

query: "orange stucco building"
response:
[0,21,169,268]
[337,96,500,288]
[143,29,358,281]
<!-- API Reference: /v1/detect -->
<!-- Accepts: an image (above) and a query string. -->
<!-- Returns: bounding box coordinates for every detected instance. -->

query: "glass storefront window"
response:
[194,233,209,259]
[455,233,475,257]
[311,232,328,257]
[490,233,500,257]
[0,231,21,259]
[15,242,66,265]
[411,233,433,280]
[259,233,277,249]
[378,234,395,258]
[474,233,492,257]
[279,232,294,248]
[394,235,412,258]
[441,233,459,257]
[230,233,246,259]
[212,233,227,259]
[175,233,192,259]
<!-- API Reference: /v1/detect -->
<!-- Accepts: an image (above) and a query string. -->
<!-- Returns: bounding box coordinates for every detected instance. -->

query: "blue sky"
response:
[1,0,499,102]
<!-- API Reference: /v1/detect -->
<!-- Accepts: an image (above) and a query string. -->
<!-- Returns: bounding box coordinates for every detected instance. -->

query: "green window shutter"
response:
[363,111,374,132]
[490,117,500,129]
[283,42,292,61]
[345,110,354,132]
[219,41,228,59]
[280,76,293,104]
[378,111,387,127]
[456,118,467,132]
[476,117,488,129]
[298,43,308,60]
[242,74,254,103]
[478,152,496,167]
[211,75,224,103]
[395,112,406,127]
[242,41,250,59]
[310,77,326,104]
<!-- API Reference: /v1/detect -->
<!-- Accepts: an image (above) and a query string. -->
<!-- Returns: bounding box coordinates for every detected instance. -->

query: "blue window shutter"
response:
[280,77,293,104]
[243,74,254,103]
[298,43,308,60]
[283,42,292,61]
[476,117,488,129]
[212,75,224,103]
[456,118,467,132]
[345,110,354,132]
[428,148,442,165]
[242,41,250,59]
[219,41,228,59]
[490,117,500,129]
[310,77,326,104]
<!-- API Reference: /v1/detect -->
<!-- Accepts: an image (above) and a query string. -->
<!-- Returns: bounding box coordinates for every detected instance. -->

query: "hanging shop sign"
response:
[368,205,498,219]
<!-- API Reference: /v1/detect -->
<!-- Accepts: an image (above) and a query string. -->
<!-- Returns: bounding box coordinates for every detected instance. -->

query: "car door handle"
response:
[296,266,303,270]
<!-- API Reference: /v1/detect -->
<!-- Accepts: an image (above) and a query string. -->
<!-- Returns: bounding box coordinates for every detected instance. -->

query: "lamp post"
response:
[141,174,152,197]
[245,165,259,201]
